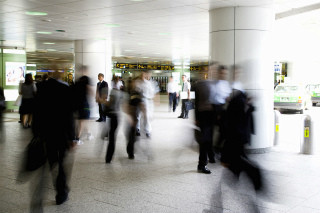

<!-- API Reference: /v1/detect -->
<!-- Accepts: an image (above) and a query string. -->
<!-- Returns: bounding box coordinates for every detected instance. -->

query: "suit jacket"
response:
[33,78,74,146]
[96,80,108,100]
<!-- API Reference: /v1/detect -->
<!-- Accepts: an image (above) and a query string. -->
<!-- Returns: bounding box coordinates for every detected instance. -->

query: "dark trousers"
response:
[180,99,189,118]
[198,111,215,167]
[127,104,139,157]
[45,137,68,197]
[213,104,227,152]
[98,103,106,121]
[106,113,118,162]
[169,92,177,112]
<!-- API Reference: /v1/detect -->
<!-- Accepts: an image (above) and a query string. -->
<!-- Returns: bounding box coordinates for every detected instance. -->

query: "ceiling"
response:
[0,0,319,68]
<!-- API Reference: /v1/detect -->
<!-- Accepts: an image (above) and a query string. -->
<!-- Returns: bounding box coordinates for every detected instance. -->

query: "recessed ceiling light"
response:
[43,42,55,45]
[26,11,47,16]
[105,24,120,27]
[37,31,52,34]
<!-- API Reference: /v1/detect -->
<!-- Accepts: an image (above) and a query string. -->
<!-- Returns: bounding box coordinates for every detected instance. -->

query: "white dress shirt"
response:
[210,80,231,105]
[167,82,178,93]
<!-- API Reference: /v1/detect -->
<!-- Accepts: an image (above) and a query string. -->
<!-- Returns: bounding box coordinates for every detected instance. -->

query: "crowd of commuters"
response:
[10,64,265,211]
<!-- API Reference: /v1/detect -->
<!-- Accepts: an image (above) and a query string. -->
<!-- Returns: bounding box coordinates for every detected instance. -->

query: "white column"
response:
[209,7,274,152]
[75,40,113,118]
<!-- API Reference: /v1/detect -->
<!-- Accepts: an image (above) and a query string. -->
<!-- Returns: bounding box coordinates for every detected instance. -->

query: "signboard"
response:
[190,66,201,71]
[115,63,174,70]
[6,62,26,85]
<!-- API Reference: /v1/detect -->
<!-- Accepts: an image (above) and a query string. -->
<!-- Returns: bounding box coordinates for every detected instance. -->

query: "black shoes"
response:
[183,116,189,119]
[96,118,106,122]
[128,154,135,159]
[178,115,184,118]
[197,166,211,174]
[55,193,68,205]
[136,129,141,136]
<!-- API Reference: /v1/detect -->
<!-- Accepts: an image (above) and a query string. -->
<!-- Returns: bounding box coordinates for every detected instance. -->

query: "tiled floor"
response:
[1,96,320,213]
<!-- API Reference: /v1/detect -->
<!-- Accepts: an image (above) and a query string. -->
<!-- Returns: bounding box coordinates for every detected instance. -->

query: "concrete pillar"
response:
[74,40,112,118]
[209,7,274,152]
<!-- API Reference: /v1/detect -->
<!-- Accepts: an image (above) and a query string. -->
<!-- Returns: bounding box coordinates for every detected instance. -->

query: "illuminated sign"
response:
[115,63,174,70]
[190,66,201,71]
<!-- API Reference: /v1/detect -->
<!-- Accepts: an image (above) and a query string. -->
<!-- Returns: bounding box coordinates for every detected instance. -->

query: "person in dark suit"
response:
[32,71,75,208]
[96,73,109,122]
[195,79,215,174]
[221,88,262,191]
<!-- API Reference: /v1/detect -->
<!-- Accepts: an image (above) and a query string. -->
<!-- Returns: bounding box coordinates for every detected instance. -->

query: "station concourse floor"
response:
[1,96,320,213]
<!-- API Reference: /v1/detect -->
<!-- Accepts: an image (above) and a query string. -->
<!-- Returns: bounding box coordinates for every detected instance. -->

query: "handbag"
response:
[14,95,22,106]
[25,136,46,171]
[185,101,194,111]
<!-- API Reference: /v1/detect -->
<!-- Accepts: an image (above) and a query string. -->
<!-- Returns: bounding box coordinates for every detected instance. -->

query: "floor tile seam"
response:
[93,199,125,209]
[0,200,25,210]
[293,205,320,211]
[144,200,179,210]
[194,200,227,211]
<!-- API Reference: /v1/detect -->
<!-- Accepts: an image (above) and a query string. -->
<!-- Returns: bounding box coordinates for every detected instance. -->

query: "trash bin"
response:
[300,115,313,154]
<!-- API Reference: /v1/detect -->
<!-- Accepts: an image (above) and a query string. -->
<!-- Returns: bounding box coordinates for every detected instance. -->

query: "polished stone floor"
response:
[1,97,320,213]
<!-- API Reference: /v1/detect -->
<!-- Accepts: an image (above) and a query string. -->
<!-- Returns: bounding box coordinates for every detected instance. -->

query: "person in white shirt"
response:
[178,75,191,119]
[167,76,179,112]
[210,65,232,153]
[135,70,159,138]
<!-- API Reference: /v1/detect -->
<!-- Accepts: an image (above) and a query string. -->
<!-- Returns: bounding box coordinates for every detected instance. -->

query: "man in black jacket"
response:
[32,71,75,207]
[96,73,109,122]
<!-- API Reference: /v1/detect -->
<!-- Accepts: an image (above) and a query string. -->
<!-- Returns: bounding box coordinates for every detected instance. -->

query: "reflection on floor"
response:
[1,100,320,213]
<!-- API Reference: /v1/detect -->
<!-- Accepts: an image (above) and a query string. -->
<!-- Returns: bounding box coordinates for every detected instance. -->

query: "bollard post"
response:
[300,115,313,154]
[274,110,281,146]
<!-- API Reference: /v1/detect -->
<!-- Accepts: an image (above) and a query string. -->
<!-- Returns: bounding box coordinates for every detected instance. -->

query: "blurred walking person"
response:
[210,65,232,154]
[74,69,92,145]
[135,70,159,138]
[31,70,75,211]
[194,63,218,174]
[219,67,263,210]
[178,75,191,119]
[167,76,178,112]
[126,77,142,159]
[101,80,123,163]
[96,73,108,122]
[19,73,36,128]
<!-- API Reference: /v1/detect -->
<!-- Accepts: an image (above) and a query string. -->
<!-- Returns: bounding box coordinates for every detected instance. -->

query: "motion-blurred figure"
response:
[135,70,159,138]
[218,66,263,212]
[102,80,123,163]
[31,70,75,210]
[194,62,218,174]
[210,65,232,154]
[178,75,191,119]
[74,68,92,145]
[126,76,143,159]
[19,73,36,128]
[167,76,179,112]
[96,73,108,122]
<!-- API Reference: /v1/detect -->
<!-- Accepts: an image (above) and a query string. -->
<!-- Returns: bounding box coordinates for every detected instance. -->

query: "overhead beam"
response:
[276,3,320,19]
